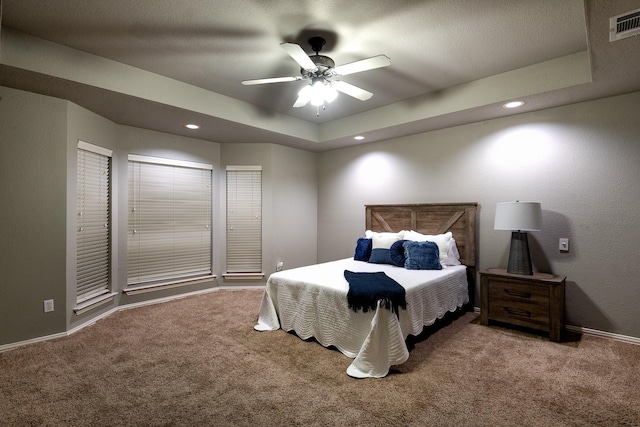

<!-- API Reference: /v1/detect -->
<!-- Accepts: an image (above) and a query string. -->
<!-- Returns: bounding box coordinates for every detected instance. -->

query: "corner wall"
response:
[1,85,317,347]
[1,86,223,346]
[220,143,318,285]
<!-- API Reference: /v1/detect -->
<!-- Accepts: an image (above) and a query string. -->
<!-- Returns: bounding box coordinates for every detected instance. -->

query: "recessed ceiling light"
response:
[185,124,200,130]
[354,135,365,140]
[503,101,525,109]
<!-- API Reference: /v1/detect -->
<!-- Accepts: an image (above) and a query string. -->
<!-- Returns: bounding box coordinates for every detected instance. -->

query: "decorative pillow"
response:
[446,238,461,266]
[389,239,408,267]
[368,248,394,265]
[354,238,372,261]
[365,230,404,265]
[403,230,452,266]
[403,241,442,270]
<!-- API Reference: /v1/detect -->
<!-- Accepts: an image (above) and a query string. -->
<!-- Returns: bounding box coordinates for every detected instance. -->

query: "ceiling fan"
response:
[241,36,390,112]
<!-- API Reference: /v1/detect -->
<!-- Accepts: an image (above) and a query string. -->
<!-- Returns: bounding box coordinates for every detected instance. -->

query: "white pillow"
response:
[365,230,404,249]
[403,230,452,266]
[447,238,461,266]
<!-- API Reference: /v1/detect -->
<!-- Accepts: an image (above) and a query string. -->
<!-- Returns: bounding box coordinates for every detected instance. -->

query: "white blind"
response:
[77,142,112,303]
[128,156,212,285]
[226,166,262,273]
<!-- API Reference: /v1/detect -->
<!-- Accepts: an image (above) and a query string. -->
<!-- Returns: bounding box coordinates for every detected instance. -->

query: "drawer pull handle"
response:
[504,307,531,318]
[504,289,532,299]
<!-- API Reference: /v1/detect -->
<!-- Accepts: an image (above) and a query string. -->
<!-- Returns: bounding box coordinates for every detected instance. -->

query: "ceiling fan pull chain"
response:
[316,101,329,117]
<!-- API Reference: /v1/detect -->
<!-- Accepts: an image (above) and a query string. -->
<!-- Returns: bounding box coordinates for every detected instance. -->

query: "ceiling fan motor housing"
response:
[302,55,335,78]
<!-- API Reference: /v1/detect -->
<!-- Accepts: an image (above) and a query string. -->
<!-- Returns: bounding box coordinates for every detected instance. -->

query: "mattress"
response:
[254,258,469,378]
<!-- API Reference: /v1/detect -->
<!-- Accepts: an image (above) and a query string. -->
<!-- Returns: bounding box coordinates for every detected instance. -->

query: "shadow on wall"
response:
[529,209,573,274]
[529,210,612,331]
[564,280,613,331]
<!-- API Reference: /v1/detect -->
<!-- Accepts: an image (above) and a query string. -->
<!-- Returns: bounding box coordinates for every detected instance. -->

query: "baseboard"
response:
[472,307,640,346]
[118,286,220,311]
[218,285,265,291]
[0,331,70,353]
[565,325,640,346]
[1,285,266,353]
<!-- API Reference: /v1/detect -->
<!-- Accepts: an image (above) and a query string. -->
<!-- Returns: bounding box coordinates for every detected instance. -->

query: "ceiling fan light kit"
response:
[241,36,390,115]
[308,78,338,106]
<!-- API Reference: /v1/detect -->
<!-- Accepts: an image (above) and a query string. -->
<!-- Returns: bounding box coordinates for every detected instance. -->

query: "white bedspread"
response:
[254,258,469,378]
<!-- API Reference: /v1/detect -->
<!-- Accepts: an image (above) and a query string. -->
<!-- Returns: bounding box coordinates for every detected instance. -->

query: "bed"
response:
[255,203,478,378]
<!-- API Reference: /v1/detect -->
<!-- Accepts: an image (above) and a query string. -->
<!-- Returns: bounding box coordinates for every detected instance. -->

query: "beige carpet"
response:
[1,289,639,426]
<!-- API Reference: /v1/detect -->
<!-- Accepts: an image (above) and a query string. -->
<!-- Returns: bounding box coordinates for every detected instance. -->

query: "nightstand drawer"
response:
[487,279,549,306]
[488,299,550,329]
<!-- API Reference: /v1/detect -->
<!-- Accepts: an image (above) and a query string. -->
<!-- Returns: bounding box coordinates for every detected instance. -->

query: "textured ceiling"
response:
[1,0,640,151]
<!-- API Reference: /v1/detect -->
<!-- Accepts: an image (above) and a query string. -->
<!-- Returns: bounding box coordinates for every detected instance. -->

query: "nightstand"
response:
[480,268,566,342]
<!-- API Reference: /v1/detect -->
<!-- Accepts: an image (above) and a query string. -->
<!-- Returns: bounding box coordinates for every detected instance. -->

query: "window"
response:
[226,166,262,273]
[127,155,212,286]
[76,141,112,303]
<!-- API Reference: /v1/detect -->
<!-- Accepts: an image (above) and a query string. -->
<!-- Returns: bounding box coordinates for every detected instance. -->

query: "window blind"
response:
[76,141,112,303]
[128,155,212,285]
[226,166,262,273]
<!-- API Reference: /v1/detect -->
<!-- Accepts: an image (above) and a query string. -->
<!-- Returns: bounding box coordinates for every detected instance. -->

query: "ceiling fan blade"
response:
[280,42,318,73]
[293,94,310,108]
[332,81,373,101]
[332,55,390,76]
[241,76,302,85]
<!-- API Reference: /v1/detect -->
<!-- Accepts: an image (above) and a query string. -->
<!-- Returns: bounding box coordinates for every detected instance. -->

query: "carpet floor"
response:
[1,289,639,426]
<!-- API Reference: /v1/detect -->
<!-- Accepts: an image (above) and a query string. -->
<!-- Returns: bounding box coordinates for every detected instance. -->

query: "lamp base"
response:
[507,231,533,275]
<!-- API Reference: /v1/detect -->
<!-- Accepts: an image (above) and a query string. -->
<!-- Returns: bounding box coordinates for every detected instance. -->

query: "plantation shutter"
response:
[128,155,212,285]
[76,141,112,303]
[226,166,262,273]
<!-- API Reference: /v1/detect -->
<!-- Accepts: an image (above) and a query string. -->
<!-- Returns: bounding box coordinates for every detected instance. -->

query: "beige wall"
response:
[1,87,68,343]
[270,143,318,271]
[317,91,640,339]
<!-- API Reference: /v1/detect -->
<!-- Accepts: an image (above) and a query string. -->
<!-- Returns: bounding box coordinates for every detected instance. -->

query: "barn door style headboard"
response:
[365,203,478,270]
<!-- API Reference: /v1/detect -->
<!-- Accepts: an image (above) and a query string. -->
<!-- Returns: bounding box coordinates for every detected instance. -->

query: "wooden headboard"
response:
[365,203,478,269]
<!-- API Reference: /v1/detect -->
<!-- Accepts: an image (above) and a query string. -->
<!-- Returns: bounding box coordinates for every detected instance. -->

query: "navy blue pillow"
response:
[403,241,442,270]
[389,239,408,267]
[354,238,372,261]
[368,248,394,265]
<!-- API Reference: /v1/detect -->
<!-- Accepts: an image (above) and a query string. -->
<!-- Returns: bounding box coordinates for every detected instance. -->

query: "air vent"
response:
[610,8,640,42]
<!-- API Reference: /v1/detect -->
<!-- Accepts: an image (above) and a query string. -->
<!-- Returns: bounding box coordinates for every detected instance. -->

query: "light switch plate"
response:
[559,238,569,252]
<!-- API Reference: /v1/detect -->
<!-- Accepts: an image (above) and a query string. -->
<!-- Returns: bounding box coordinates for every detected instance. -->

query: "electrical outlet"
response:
[559,238,569,252]
[276,261,284,272]
[44,299,54,313]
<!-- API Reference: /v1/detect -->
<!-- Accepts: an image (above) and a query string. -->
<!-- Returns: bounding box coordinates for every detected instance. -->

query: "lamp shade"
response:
[494,202,542,231]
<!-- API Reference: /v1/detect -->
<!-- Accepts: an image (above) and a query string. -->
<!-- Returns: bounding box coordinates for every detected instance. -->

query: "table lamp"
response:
[494,201,542,275]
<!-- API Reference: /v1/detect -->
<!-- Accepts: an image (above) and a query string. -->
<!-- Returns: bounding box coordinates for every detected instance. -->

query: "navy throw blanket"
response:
[344,270,407,318]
